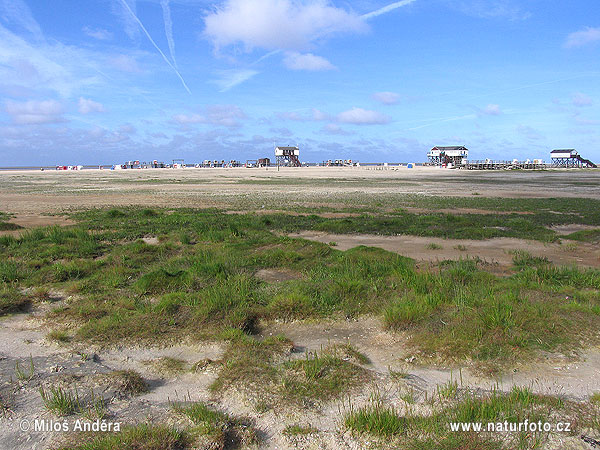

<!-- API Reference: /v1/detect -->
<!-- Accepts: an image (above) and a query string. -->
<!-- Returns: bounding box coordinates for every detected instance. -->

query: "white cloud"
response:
[337,107,390,125]
[83,27,113,40]
[564,27,600,48]
[572,92,593,107]
[312,108,329,120]
[78,97,105,114]
[277,108,329,121]
[173,105,247,127]
[203,0,367,52]
[479,103,502,116]
[373,91,400,105]
[5,99,65,124]
[283,52,336,71]
[210,69,260,91]
[108,54,142,73]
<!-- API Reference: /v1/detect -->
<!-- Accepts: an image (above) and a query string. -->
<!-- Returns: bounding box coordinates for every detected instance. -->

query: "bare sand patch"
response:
[289,231,600,269]
[551,224,599,235]
[0,213,75,236]
[255,268,303,282]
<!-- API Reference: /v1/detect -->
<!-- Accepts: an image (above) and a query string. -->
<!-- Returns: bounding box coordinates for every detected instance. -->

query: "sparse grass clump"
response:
[14,355,35,382]
[345,402,408,437]
[283,424,318,436]
[0,286,29,316]
[426,243,443,250]
[345,386,566,448]
[40,386,81,416]
[148,357,188,375]
[109,370,148,396]
[281,350,367,404]
[47,329,71,343]
[55,424,188,450]
[173,402,258,448]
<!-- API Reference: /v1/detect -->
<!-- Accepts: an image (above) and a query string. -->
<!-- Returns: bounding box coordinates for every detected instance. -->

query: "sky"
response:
[0,0,599,165]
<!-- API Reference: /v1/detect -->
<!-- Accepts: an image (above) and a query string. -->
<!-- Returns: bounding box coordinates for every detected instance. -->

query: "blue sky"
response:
[0,0,599,165]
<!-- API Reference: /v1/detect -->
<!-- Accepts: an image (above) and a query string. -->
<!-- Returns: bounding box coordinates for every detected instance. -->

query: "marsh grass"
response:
[2,207,599,369]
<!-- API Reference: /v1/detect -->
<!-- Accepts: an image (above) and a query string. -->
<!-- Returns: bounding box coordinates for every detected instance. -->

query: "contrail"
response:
[118,0,191,94]
[160,0,177,68]
[361,0,417,20]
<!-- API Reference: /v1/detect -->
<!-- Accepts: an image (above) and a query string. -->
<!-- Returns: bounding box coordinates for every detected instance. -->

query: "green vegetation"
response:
[14,355,35,382]
[39,386,81,416]
[147,357,188,375]
[55,424,188,450]
[426,243,443,250]
[47,329,71,343]
[0,286,29,316]
[345,386,571,449]
[109,370,148,396]
[173,402,258,448]
[283,424,318,436]
[1,207,599,374]
[564,228,600,242]
[281,350,367,404]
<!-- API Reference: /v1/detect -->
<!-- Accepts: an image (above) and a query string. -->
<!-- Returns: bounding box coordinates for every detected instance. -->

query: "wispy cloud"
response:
[0,0,43,40]
[83,26,113,41]
[5,99,65,124]
[78,97,105,114]
[173,105,247,127]
[0,23,102,98]
[449,0,530,21]
[118,0,191,93]
[283,52,336,71]
[373,91,400,105]
[108,54,143,73]
[321,123,354,135]
[210,69,259,91]
[564,27,600,48]
[572,92,593,107]
[337,107,390,125]
[478,103,502,116]
[361,0,417,20]
[406,113,476,130]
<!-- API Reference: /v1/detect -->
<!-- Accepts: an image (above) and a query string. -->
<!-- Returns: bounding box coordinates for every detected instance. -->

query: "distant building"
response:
[275,146,300,167]
[428,146,469,166]
[551,149,596,168]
